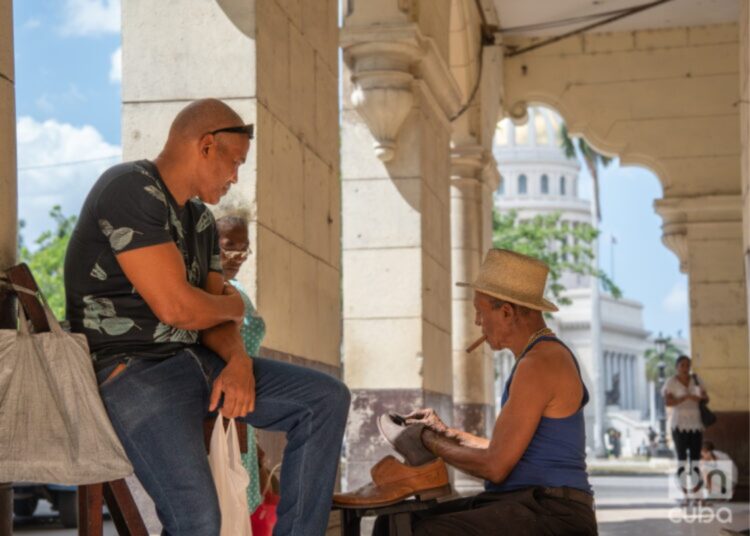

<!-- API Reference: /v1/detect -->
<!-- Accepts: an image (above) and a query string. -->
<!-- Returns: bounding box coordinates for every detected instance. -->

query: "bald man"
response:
[64,99,350,536]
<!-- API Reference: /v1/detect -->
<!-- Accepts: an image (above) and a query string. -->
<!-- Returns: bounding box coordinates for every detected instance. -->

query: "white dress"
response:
[661,375,704,432]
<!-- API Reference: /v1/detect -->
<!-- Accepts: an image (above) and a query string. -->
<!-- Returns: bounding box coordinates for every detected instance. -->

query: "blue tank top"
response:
[485,336,593,495]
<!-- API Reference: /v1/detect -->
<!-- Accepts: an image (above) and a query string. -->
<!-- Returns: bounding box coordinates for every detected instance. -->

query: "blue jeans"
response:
[96,345,351,536]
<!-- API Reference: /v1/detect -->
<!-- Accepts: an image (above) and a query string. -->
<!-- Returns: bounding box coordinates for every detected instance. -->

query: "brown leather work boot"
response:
[333,455,451,509]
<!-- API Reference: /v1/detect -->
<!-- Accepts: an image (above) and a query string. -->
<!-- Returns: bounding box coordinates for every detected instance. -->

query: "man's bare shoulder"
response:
[522,340,575,372]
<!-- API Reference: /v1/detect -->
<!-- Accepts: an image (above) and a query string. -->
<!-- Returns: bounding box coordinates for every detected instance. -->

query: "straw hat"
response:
[457,249,558,312]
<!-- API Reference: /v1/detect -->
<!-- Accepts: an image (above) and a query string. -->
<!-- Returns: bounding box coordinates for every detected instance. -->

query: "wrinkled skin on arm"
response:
[414,356,550,483]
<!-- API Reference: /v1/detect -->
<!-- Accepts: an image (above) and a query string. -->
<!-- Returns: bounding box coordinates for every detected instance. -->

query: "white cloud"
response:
[662,280,688,313]
[16,116,121,245]
[59,0,121,37]
[109,46,122,83]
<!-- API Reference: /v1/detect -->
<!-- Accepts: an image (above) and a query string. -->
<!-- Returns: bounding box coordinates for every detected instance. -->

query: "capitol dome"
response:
[493,106,590,226]
[495,106,566,152]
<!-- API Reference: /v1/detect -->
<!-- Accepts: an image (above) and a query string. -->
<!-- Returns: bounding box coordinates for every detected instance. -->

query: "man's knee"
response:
[313,373,351,416]
[327,377,351,424]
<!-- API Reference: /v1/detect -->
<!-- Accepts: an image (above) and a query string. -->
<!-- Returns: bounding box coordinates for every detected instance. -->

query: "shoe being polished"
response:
[377,412,437,467]
[333,455,451,509]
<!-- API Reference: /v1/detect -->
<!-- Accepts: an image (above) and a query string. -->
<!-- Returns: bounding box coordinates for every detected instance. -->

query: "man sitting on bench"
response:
[378,249,597,535]
[64,98,350,536]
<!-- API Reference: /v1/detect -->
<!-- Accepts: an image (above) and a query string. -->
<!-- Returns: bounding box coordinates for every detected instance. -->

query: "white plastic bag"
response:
[0,287,133,484]
[208,417,252,536]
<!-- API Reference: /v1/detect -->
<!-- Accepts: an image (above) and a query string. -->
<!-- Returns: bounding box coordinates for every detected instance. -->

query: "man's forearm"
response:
[168,285,243,330]
[201,321,249,364]
[422,430,500,482]
[447,428,490,449]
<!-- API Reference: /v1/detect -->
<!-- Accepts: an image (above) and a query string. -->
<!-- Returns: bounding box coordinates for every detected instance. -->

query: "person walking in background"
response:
[662,355,709,503]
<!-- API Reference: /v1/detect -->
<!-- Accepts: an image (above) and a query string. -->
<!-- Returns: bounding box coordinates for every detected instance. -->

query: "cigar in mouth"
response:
[465,335,487,353]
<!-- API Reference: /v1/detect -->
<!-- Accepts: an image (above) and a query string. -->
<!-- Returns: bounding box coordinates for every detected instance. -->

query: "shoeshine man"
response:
[381,249,598,535]
[64,99,350,536]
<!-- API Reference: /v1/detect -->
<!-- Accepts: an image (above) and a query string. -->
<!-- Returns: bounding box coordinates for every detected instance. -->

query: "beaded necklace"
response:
[518,326,555,358]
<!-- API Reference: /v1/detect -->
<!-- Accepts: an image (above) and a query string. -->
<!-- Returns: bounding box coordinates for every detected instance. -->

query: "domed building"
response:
[493,106,653,458]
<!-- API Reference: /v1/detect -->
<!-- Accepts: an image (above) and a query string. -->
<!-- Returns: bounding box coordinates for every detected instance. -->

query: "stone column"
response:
[450,145,499,493]
[0,0,16,533]
[603,350,610,392]
[123,0,341,371]
[741,0,750,355]
[658,195,749,500]
[450,146,499,437]
[122,0,342,527]
[340,2,462,491]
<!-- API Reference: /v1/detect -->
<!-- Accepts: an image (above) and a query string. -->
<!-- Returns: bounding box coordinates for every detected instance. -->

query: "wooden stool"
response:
[336,498,440,536]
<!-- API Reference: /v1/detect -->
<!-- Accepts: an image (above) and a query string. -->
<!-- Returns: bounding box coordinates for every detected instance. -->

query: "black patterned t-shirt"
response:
[64,160,222,371]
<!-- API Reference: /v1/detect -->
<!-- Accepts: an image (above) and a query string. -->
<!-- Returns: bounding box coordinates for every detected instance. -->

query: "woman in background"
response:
[662,355,709,465]
[212,201,265,515]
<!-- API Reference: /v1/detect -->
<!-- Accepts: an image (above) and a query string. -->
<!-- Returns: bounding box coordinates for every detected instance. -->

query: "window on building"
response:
[572,177,578,197]
[560,176,566,195]
[518,174,527,194]
[541,174,549,194]
[499,175,505,195]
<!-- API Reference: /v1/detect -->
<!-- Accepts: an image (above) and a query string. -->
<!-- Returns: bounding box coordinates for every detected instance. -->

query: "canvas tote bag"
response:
[0,284,133,484]
[208,417,252,536]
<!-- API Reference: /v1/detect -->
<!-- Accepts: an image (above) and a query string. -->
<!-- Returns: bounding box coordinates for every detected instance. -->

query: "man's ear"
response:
[199,134,214,157]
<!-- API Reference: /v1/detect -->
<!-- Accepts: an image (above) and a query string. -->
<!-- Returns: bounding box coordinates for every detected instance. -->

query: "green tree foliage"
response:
[560,124,612,221]
[19,206,76,319]
[644,337,682,383]
[492,210,621,306]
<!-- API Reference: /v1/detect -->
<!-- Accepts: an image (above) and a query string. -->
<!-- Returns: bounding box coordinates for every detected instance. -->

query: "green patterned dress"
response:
[231,279,265,513]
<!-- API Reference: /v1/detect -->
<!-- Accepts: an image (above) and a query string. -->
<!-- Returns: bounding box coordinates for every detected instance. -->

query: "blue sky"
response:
[580,162,689,342]
[11,0,689,340]
[13,0,122,244]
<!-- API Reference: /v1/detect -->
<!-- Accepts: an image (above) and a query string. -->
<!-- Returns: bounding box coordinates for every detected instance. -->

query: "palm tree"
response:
[560,124,612,221]
[644,338,682,383]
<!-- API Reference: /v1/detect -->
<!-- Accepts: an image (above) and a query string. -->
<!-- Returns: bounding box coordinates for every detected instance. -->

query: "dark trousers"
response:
[671,428,702,462]
[372,487,597,536]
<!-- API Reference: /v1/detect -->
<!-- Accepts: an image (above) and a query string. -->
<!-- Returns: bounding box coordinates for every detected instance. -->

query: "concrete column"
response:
[741,0,750,359]
[122,0,342,527]
[0,0,17,272]
[0,0,16,532]
[658,195,749,499]
[625,355,632,409]
[450,146,498,438]
[123,0,341,369]
[687,219,748,497]
[450,146,499,494]
[602,350,610,392]
[615,354,622,408]
[629,356,635,410]
[340,1,462,491]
